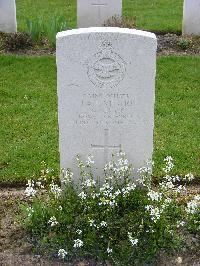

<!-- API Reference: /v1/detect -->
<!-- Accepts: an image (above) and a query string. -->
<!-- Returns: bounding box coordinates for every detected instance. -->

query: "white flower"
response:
[58,205,63,211]
[26,207,34,217]
[114,189,121,197]
[76,156,85,169]
[186,200,198,214]
[128,232,138,246]
[36,181,44,189]
[184,173,194,182]
[83,179,96,188]
[76,229,82,235]
[109,200,117,207]
[62,169,73,184]
[175,185,186,193]
[100,221,107,227]
[107,247,112,254]
[194,195,200,201]
[104,162,114,171]
[122,183,136,197]
[177,221,185,228]
[50,183,62,199]
[58,249,67,259]
[88,219,95,227]
[25,186,37,197]
[164,198,172,204]
[172,175,180,182]
[160,180,174,190]
[78,191,87,200]
[86,155,94,166]
[48,216,58,227]
[163,156,174,173]
[145,205,162,222]
[147,190,162,202]
[73,239,83,248]
[130,238,138,246]
[25,180,36,197]
[117,151,126,157]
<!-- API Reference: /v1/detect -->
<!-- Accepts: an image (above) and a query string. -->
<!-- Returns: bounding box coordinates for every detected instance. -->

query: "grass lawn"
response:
[0,55,200,184]
[0,56,59,184]
[16,0,183,33]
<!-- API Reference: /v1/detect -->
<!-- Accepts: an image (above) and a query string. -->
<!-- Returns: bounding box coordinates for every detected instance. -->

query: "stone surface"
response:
[77,0,122,28]
[183,0,200,35]
[0,0,17,33]
[56,27,157,180]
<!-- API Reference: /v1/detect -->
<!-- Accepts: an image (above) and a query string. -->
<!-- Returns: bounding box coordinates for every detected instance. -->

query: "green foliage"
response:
[177,39,192,50]
[103,15,136,29]
[26,18,44,42]
[16,0,75,31]
[186,195,200,234]
[44,16,68,48]
[20,154,198,264]
[26,16,67,47]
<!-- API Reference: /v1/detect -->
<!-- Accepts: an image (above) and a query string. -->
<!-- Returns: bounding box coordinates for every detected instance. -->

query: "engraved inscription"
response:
[91,1,108,21]
[91,129,121,164]
[74,93,135,126]
[87,41,126,88]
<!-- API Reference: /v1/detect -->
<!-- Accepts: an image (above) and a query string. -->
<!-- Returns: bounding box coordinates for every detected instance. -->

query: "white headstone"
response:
[56,27,157,180]
[0,0,17,33]
[77,0,122,28]
[183,0,200,35]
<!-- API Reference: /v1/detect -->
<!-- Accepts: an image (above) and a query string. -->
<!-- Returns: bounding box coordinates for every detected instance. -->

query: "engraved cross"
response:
[92,1,108,22]
[91,129,121,165]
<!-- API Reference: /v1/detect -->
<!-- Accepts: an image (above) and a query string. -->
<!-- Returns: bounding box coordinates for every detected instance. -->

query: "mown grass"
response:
[0,56,59,184]
[155,56,200,179]
[123,0,183,33]
[16,0,183,33]
[0,55,199,184]
[16,0,76,31]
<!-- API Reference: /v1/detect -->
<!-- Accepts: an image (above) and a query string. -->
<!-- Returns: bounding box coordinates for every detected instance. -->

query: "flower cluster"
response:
[147,190,162,202]
[26,206,34,217]
[163,156,174,173]
[21,153,198,265]
[73,239,83,248]
[186,195,200,214]
[83,178,96,188]
[104,151,132,180]
[58,249,67,259]
[25,180,37,197]
[61,169,73,185]
[128,232,138,246]
[48,216,59,227]
[50,182,62,199]
[145,205,162,223]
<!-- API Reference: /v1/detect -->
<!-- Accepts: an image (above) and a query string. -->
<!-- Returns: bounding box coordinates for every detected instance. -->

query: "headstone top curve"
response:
[56,27,156,40]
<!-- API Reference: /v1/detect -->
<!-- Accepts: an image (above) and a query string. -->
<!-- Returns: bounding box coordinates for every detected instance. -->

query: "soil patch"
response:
[0,32,200,57]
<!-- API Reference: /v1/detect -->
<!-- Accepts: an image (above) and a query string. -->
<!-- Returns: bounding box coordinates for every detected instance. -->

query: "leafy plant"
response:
[44,16,67,48]
[26,18,44,43]
[25,15,67,47]
[186,195,200,234]
[103,15,136,29]
[177,39,192,50]
[5,33,32,51]
[20,153,199,264]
